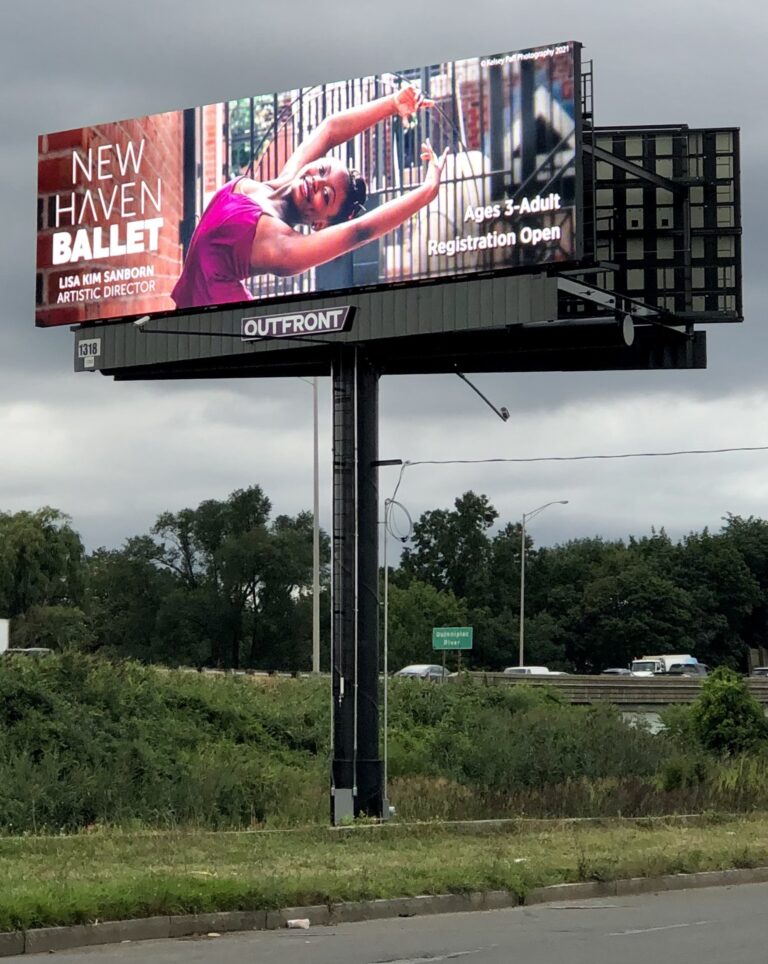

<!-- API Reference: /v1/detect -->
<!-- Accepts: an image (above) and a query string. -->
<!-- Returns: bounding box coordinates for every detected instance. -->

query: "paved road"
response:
[15,883,768,963]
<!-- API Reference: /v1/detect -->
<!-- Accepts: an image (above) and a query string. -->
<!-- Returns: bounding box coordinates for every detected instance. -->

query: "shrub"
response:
[657,754,710,792]
[388,683,664,794]
[659,704,695,746]
[689,666,768,755]
[5,656,768,832]
[0,654,327,833]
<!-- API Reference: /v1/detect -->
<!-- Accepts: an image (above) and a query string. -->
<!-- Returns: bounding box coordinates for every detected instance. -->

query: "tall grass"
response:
[4,655,768,833]
[0,655,327,833]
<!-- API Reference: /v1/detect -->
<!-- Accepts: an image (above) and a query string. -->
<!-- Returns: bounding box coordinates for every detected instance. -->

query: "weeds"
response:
[4,655,768,833]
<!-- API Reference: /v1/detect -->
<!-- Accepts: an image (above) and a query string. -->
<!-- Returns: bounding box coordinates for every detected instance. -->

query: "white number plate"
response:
[77,338,101,368]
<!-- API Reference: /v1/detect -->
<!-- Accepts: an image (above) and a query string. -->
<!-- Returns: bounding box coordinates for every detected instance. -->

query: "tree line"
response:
[2,488,768,672]
[0,489,328,671]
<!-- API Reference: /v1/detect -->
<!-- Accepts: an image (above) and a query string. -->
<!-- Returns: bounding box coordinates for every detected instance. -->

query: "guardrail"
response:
[459,673,768,705]
[183,668,768,707]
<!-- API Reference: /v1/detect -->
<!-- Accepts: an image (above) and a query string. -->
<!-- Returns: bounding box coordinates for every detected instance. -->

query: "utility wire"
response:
[401,444,768,467]
[382,444,768,542]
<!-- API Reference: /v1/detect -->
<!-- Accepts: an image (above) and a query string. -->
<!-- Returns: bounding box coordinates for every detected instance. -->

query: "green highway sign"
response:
[432,627,473,651]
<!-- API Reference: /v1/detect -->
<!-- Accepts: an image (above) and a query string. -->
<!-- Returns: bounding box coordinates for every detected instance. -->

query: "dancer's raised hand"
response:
[392,82,434,125]
[420,139,450,199]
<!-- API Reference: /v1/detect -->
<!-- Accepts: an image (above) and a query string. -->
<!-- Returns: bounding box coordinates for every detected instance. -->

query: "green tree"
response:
[10,604,94,651]
[521,611,568,668]
[247,512,328,671]
[86,536,178,660]
[567,549,695,672]
[674,530,759,668]
[526,536,618,632]
[151,488,324,668]
[462,606,516,669]
[387,580,467,669]
[152,487,273,667]
[399,492,497,606]
[689,666,768,754]
[153,585,219,666]
[485,521,525,615]
[627,528,677,569]
[721,514,768,653]
[0,508,85,618]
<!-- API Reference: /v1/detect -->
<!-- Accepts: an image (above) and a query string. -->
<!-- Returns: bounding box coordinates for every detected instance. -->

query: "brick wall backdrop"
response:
[36,112,184,326]
[202,103,226,202]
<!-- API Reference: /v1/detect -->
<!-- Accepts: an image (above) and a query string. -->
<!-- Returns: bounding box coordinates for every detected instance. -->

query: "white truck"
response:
[630,654,698,677]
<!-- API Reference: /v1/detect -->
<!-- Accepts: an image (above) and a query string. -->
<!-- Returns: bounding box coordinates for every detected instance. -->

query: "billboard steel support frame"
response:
[331,347,382,823]
[584,142,701,193]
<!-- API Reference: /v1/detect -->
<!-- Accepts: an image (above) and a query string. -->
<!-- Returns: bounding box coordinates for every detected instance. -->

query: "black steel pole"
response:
[330,346,383,823]
[354,355,382,818]
[331,346,357,824]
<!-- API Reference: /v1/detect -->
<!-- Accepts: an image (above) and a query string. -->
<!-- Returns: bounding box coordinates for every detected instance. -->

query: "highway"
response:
[468,673,768,707]
[15,882,768,963]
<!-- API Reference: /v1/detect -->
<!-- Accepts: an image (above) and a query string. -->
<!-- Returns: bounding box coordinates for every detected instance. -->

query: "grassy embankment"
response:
[4,655,768,931]
[4,654,768,832]
[2,815,768,931]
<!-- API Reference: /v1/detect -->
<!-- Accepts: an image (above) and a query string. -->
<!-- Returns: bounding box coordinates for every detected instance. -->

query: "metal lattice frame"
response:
[570,124,742,325]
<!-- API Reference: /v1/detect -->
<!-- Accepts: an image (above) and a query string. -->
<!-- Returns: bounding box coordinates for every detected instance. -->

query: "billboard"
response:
[37,41,582,328]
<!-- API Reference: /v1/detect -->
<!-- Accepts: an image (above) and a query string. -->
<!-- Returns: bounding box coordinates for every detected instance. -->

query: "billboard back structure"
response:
[37,41,582,327]
[570,124,742,323]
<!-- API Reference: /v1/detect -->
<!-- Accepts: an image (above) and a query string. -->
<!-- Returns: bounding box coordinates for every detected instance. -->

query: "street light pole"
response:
[299,376,322,674]
[519,516,527,668]
[519,500,569,667]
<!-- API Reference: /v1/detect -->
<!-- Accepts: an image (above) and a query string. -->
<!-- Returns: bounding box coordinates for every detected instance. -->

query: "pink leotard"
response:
[171,178,263,310]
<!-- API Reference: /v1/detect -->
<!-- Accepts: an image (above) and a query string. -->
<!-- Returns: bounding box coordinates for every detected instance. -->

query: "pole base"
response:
[331,788,355,826]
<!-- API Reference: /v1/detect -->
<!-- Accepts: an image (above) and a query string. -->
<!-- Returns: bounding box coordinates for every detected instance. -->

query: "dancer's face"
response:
[291,158,351,229]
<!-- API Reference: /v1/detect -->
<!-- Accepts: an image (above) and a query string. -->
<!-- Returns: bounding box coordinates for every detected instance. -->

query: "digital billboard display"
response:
[37,41,581,327]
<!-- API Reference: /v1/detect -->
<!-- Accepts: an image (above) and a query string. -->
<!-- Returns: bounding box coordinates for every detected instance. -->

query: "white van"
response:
[630,654,698,677]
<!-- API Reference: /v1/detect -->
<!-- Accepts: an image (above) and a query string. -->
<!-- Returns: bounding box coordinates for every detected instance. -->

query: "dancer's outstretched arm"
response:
[279,84,433,180]
[256,141,448,276]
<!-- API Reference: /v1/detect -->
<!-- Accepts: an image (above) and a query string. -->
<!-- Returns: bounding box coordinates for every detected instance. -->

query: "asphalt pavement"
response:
[13,882,768,963]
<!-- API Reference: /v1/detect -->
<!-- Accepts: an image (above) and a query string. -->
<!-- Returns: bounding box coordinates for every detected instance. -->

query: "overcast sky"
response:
[2,0,766,553]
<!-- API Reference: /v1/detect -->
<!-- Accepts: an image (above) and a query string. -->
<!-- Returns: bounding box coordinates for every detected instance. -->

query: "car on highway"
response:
[600,667,632,676]
[666,662,709,677]
[751,666,768,678]
[503,666,566,675]
[394,664,450,681]
[0,647,53,658]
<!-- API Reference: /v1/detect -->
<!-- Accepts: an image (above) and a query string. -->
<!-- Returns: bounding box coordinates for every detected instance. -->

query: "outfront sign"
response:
[241,306,353,341]
[37,41,581,328]
[432,627,474,651]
